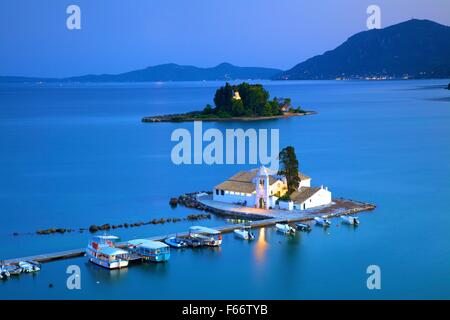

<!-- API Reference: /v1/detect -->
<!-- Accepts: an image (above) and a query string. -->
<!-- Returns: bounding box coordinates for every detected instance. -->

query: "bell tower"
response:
[255,165,270,209]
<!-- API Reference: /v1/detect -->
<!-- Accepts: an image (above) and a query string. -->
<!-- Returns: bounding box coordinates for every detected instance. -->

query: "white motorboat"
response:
[18,261,41,273]
[275,223,296,234]
[0,266,10,279]
[233,228,255,240]
[2,264,22,276]
[340,215,359,225]
[314,217,331,227]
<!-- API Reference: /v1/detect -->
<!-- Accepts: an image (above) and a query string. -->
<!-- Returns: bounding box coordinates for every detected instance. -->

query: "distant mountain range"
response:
[275,19,450,80]
[0,63,282,83]
[1,19,449,83]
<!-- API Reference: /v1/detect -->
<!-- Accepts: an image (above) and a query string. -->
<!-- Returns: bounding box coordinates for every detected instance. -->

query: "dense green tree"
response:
[231,99,245,116]
[237,83,269,115]
[202,82,292,118]
[283,98,291,106]
[269,99,282,115]
[203,104,213,114]
[278,146,301,195]
[213,82,234,113]
[261,103,273,116]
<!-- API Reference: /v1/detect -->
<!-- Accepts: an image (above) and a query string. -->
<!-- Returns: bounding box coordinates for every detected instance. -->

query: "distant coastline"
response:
[2,19,449,84]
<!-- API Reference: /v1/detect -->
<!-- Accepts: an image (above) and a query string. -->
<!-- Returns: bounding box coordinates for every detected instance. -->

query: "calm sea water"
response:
[0,80,449,299]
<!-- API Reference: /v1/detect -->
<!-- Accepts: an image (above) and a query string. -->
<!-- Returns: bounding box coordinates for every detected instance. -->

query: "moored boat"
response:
[18,261,41,273]
[127,239,170,262]
[164,236,188,248]
[184,237,203,248]
[233,227,255,240]
[275,223,296,234]
[314,217,331,227]
[189,226,222,246]
[0,266,10,279]
[295,223,312,232]
[86,235,129,269]
[2,264,22,276]
[340,215,359,225]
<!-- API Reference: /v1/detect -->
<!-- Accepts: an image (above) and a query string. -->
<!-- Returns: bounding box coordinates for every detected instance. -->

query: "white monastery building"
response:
[213,166,332,211]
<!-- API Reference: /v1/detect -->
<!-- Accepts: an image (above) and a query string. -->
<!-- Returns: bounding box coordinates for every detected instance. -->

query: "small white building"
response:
[290,186,332,210]
[213,165,331,210]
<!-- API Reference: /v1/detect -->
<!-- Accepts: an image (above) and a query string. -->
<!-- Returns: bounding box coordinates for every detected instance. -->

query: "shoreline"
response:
[177,192,376,221]
[141,111,316,123]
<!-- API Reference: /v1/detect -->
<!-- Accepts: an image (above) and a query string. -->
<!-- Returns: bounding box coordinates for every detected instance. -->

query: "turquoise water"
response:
[0,80,449,299]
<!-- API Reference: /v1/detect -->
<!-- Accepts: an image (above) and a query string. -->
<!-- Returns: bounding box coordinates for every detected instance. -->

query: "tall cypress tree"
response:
[278,146,300,195]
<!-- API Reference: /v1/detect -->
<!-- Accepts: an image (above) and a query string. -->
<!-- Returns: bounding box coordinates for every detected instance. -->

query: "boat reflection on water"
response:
[86,261,128,280]
[254,228,268,263]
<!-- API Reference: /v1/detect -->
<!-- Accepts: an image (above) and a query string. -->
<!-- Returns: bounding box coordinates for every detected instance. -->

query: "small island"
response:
[142,82,315,122]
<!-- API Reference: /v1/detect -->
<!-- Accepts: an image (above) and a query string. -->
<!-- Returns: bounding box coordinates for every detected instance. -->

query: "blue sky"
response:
[1,0,449,77]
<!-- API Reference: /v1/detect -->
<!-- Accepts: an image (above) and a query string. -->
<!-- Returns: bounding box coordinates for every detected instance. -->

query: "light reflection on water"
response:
[254,228,268,264]
[85,261,129,280]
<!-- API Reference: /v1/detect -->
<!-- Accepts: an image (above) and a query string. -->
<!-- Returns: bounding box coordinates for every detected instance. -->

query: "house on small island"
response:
[213,166,331,211]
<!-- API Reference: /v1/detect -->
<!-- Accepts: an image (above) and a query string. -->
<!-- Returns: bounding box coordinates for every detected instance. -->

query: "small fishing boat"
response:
[184,237,203,248]
[18,261,41,273]
[189,226,222,247]
[0,266,10,279]
[340,215,359,225]
[275,223,296,234]
[86,235,129,269]
[127,239,170,262]
[164,236,188,248]
[233,227,255,240]
[2,264,22,276]
[314,217,331,227]
[295,223,312,232]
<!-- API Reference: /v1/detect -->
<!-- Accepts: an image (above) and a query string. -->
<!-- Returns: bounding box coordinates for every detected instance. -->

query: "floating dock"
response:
[2,201,375,266]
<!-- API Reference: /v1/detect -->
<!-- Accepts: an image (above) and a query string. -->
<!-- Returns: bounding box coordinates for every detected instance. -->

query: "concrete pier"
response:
[1,199,375,265]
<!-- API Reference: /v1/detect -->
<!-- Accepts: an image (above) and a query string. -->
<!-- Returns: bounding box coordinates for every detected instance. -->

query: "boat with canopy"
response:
[86,235,129,269]
[127,239,170,262]
[189,226,222,246]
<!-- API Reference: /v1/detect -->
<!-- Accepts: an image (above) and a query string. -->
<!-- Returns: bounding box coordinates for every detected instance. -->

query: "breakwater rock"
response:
[37,228,75,235]
[29,212,211,236]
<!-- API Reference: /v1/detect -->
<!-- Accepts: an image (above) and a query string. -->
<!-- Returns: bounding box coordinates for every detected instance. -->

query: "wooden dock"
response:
[2,203,375,266]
